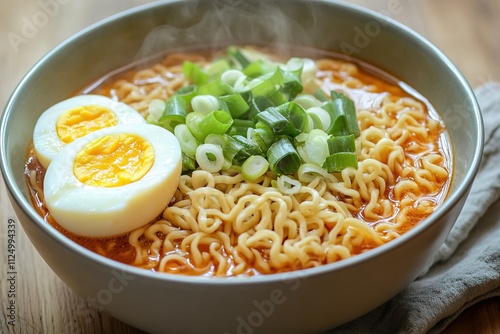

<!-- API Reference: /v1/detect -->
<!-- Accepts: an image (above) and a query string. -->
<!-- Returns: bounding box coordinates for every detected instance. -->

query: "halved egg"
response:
[43,123,182,237]
[33,95,145,168]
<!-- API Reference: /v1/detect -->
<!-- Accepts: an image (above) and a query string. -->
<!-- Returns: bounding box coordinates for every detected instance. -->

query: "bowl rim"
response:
[0,0,484,285]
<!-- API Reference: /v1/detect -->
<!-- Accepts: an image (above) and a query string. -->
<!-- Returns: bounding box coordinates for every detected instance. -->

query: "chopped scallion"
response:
[221,69,245,87]
[181,153,196,173]
[182,61,208,85]
[331,91,360,137]
[227,46,251,69]
[174,85,198,111]
[322,102,347,136]
[241,155,269,181]
[323,152,358,172]
[207,58,231,81]
[191,95,220,114]
[158,95,188,132]
[232,135,262,157]
[243,59,276,78]
[248,68,284,98]
[229,119,254,137]
[197,110,234,140]
[196,143,225,173]
[273,102,307,136]
[255,107,288,134]
[294,94,322,110]
[198,78,235,96]
[174,124,199,158]
[170,47,361,176]
[267,137,301,175]
[314,88,329,102]
[248,126,274,152]
[219,94,249,118]
[306,106,331,132]
[146,99,166,124]
[305,129,330,166]
[328,134,356,153]
[276,175,301,195]
[297,164,335,183]
[185,111,206,142]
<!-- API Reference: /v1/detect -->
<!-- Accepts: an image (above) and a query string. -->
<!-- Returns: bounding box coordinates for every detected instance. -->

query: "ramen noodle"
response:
[26,46,451,277]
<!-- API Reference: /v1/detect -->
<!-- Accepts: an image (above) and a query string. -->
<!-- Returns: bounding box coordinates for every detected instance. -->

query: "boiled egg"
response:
[33,95,145,169]
[43,123,182,237]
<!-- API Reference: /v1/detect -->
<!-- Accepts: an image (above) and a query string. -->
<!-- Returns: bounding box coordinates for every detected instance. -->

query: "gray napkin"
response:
[329,82,500,334]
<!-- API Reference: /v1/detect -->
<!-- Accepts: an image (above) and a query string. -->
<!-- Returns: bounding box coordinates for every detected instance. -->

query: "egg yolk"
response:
[73,133,154,187]
[56,105,118,144]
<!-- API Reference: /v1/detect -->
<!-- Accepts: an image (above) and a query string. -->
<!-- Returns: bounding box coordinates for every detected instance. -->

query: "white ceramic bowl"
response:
[0,1,483,333]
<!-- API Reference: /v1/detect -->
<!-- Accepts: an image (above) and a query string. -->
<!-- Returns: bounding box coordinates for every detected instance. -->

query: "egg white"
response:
[43,123,182,237]
[33,95,145,169]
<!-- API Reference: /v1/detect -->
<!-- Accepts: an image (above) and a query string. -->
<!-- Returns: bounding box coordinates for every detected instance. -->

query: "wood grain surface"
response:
[1,1,499,333]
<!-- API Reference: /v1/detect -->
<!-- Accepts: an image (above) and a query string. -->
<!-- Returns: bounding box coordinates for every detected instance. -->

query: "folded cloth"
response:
[328,82,500,334]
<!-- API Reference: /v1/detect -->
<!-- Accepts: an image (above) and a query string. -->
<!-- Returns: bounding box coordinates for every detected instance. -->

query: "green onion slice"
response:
[146,99,166,124]
[221,69,246,87]
[227,46,251,69]
[294,94,322,110]
[207,58,231,81]
[328,134,356,153]
[205,134,239,167]
[323,152,358,172]
[229,119,254,137]
[305,129,330,166]
[191,95,220,114]
[255,107,288,134]
[322,102,347,136]
[185,111,205,142]
[244,95,274,121]
[196,143,225,173]
[276,175,302,195]
[267,137,301,175]
[232,135,262,157]
[281,58,304,100]
[256,102,307,136]
[274,102,307,136]
[174,124,199,158]
[243,59,276,78]
[182,61,208,85]
[296,145,315,165]
[306,106,331,132]
[314,88,329,102]
[331,91,360,137]
[241,155,269,181]
[323,91,360,137]
[197,110,234,140]
[224,135,246,165]
[181,153,196,173]
[297,164,335,183]
[174,85,198,112]
[248,68,284,98]
[219,93,249,118]
[248,126,274,152]
[198,78,235,97]
[158,95,188,132]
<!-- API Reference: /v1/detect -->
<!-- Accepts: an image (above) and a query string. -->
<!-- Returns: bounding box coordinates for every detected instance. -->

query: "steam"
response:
[134,0,318,61]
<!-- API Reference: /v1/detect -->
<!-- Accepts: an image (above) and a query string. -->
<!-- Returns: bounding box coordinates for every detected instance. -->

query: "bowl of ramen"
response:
[0,0,483,333]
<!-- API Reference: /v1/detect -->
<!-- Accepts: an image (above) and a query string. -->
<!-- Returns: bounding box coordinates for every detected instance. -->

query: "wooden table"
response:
[1,1,499,333]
